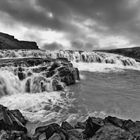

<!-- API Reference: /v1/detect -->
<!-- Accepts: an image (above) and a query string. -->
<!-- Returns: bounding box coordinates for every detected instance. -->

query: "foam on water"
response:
[1,50,140,123]
[72,62,140,73]
[53,50,140,72]
[0,91,78,122]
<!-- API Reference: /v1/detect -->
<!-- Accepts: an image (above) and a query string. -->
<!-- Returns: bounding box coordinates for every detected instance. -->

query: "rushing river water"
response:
[1,50,140,125]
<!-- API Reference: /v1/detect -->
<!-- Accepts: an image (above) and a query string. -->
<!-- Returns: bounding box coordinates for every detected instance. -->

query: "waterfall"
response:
[0,70,22,96]
[55,50,138,67]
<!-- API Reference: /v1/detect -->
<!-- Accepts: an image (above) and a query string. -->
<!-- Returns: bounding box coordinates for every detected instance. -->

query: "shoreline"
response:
[0,104,140,140]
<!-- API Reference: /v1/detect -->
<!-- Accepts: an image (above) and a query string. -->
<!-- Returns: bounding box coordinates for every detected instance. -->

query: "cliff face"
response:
[97,47,140,61]
[0,32,39,49]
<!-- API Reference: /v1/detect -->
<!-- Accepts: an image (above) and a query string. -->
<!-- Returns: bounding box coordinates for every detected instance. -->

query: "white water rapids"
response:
[0,50,140,123]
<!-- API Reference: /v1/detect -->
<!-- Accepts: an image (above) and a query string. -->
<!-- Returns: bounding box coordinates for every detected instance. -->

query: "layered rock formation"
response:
[22,58,80,92]
[0,32,39,50]
[0,57,80,93]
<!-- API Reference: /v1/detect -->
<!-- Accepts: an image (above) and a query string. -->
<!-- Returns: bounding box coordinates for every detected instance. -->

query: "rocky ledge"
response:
[0,57,80,93]
[0,32,39,50]
[1,104,140,140]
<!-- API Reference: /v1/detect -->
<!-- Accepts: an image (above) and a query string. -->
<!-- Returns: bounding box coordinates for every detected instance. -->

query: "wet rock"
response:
[91,125,134,140]
[10,109,27,125]
[91,117,104,126]
[48,133,62,140]
[0,130,31,140]
[67,129,83,140]
[82,117,101,139]
[37,132,46,140]
[45,70,55,78]
[57,67,76,86]
[52,78,64,91]
[0,105,27,133]
[104,116,124,128]
[0,130,9,140]
[32,66,48,73]
[48,62,60,71]
[34,123,61,139]
[17,66,26,80]
[61,121,74,131]
[104,116,140,137]
[74,121,86,129]
[122,119,140,137]
[73,68,80,81]
[10,131,31,140]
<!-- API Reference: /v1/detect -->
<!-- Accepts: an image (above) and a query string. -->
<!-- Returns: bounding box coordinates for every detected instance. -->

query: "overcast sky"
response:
[0,0,140,50]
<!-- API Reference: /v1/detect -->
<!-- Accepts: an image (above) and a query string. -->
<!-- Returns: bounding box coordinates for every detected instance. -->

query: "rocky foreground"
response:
[1,104,140,140]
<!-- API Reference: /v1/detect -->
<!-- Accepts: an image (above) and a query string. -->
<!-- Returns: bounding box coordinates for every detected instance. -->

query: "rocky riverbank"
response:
[1,104,140,140]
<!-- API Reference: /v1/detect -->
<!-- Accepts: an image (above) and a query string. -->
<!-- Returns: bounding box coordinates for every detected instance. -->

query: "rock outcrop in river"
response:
[1,104,140,140]
[0,57,80,94]
[0,32,39,50]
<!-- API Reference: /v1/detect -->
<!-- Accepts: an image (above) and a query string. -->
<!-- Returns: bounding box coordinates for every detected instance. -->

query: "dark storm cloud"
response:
[42,42,64,50]
[71,40,99,51]
[0,0,69,31]
[0,0,140,49]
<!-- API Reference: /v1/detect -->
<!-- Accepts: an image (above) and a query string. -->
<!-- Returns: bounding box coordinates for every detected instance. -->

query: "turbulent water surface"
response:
[0,50,140,125]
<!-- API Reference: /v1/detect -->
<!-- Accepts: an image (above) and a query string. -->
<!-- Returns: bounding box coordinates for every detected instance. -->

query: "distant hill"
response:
[0,32,39,49]
[96,47,140,61]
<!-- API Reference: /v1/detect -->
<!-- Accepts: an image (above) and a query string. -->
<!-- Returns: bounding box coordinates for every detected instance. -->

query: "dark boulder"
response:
[57,67,76,85]
[17,66,26,80]
[0,130,31,140]
[82,117,101,139]
[52,78,64,91]
[122,120,140,137]
[34,123,65,139]
[10,109,27,125]
[0,105,27,133]
[104,116,124,128]
[92,124,134,140]
[61,121,74,131]
[48,62,60,71]
[67,129,83,140]
[104,116,140,137]
[72,68,80,81]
